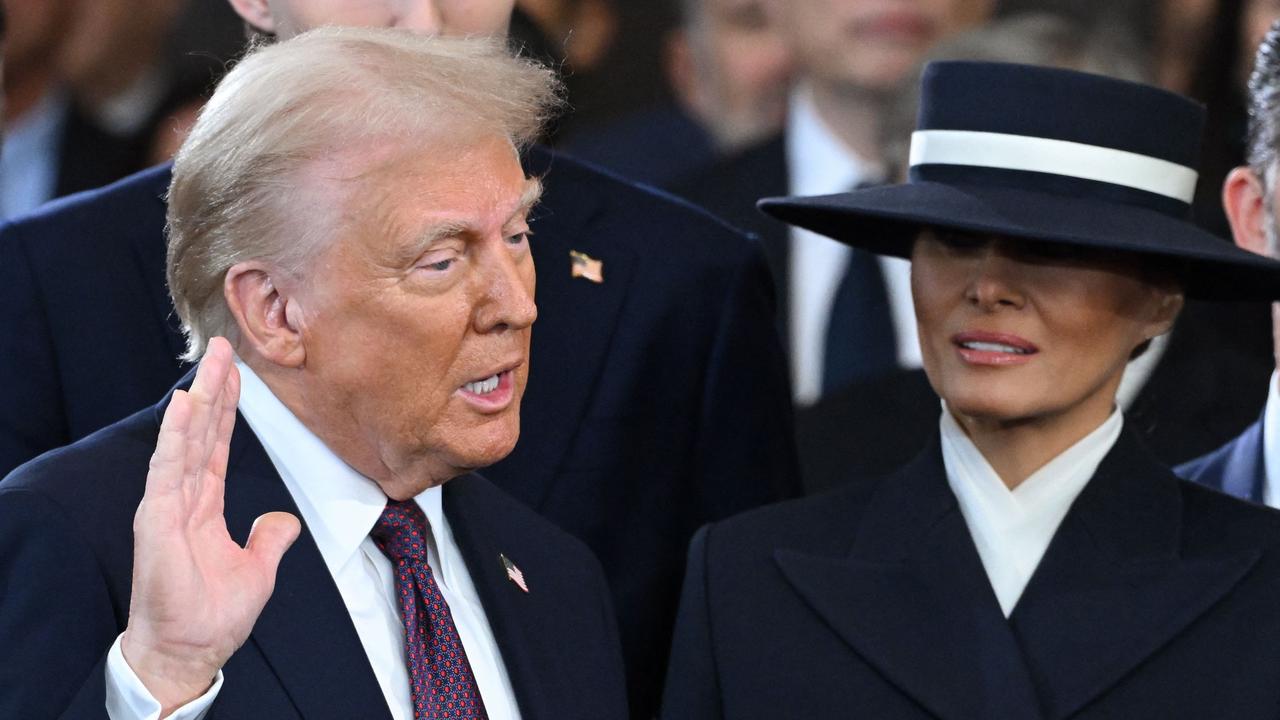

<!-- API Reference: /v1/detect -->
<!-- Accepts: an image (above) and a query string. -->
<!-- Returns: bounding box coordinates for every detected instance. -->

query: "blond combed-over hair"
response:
[166,27,562,361]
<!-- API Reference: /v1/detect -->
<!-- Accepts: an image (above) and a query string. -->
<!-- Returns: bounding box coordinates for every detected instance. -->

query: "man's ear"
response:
[1223,165,1272,256]
[224,262,306,368]
[225,0,277,34]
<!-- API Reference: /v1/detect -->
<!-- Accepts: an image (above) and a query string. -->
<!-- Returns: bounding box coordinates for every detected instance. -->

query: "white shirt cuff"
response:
[105,634,223,720]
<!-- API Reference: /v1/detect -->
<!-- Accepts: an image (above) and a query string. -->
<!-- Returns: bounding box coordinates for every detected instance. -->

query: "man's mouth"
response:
[457,366,519,412]
[463,374,502,396]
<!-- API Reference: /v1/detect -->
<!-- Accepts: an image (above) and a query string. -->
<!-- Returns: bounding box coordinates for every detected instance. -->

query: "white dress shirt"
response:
[105,361,522,720]
[1261,371,1280,508]
[785,87,918,405]
[940,403,1123,616]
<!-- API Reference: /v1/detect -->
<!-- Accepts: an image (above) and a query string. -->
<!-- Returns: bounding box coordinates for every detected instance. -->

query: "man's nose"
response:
[474,245,537,333]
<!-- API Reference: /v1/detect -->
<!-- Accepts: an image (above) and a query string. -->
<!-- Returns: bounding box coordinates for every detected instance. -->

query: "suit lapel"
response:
[442,475,572,718]
[1009,431,1260,720]
[220,417,393,720]
[1215,418,1267,503]
[775,441,1043,720]
[493,147,636,508]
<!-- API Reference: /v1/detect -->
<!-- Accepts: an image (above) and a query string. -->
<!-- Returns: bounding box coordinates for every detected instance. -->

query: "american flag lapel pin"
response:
[500,553,529,593]
[569,250,604,284]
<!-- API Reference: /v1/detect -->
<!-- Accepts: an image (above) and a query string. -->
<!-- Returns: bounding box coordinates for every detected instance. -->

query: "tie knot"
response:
[371,499,431,563]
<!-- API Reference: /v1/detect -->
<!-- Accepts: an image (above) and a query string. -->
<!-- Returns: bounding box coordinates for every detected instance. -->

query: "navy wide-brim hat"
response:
[759,61,1280,301]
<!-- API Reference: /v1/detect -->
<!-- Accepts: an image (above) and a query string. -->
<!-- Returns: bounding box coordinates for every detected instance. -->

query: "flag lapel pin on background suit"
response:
[570,250,604,283]
[501,554,529,592]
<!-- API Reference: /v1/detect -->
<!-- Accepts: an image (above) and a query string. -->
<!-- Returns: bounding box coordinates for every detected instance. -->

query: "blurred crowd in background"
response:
[9,0,1279,223]
[8,0,1280,480]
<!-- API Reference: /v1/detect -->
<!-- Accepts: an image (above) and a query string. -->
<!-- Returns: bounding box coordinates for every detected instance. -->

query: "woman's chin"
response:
[942,390,1042,427]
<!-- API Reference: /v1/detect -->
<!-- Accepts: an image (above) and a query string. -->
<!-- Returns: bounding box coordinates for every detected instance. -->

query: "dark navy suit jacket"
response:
[663,431,1280,719]
[0,146,800,716]
[0,385,628,719]
[1177,415,1268,504]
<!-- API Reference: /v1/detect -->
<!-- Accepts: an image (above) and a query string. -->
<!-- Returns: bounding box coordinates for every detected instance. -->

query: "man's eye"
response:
[507,231,530,246]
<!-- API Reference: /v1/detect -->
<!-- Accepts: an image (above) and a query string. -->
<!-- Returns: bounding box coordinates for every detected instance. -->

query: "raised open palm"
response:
[120,337,301,713]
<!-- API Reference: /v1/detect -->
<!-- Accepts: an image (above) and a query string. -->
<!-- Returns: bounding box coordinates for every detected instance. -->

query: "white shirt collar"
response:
[785,85,881,196]
[234,360,448,576]
[785,86,894,404]
[1262,370,1280,508]
[940,402,1124,616]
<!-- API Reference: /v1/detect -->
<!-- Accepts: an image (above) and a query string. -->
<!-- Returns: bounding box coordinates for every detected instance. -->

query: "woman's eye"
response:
[935,229,986,251]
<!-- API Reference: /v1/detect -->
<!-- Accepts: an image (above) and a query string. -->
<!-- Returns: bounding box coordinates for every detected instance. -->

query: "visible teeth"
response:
[962,341,1030,354]
[464,374,501,394]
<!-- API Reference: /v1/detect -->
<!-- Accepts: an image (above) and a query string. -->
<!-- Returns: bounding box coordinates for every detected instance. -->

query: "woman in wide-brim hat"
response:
[661,61,1280,720]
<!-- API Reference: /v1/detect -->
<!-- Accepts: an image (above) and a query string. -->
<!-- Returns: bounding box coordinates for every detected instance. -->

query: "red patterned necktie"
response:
[371,499,488,719]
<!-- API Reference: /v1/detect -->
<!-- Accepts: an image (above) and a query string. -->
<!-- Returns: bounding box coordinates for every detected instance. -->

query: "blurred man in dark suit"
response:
[676,0,995,406]
[1179,19,1280,504]
[565,0,794,188]
[0,2,799,715]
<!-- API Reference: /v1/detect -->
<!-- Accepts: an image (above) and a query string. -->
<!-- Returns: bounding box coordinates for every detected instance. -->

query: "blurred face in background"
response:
[229,0,515,39]
[2,0,76,121]
[57,0,183,106]
[1242,0,1280,86]
[3,0,74,80]
[667,0,794,150]
[771,0,995,94]
[1154,0,1216,90]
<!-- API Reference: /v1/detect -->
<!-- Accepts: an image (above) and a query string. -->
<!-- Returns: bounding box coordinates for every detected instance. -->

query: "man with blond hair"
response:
[0,28,626,719]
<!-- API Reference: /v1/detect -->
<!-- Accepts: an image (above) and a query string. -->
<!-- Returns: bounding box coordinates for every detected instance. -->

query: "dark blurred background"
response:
[7,0,1279,487]
[4,0,1271,221]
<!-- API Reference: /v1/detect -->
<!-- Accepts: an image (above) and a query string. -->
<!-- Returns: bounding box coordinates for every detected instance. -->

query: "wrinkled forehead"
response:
[293,131,530,245]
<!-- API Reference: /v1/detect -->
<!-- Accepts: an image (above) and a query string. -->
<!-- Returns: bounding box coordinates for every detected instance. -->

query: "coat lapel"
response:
[220,417,393,720]
[442,475,575,718]
[1009,430,1260,720]
[775,440,1044,720]
[492,147,636,508]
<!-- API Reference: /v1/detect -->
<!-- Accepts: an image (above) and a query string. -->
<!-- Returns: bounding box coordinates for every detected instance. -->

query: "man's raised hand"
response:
[120,338,300,715]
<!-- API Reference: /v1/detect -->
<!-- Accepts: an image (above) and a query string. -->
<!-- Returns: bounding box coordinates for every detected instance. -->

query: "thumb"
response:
[246,511,302,578]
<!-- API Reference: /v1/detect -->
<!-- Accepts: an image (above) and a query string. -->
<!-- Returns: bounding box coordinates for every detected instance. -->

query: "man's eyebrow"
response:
[400,179,546,262]
[414,220,471,249]
[507,178,544,224]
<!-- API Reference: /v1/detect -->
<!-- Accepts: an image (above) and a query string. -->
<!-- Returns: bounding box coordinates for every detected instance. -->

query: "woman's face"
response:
[911,229,1183,431]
